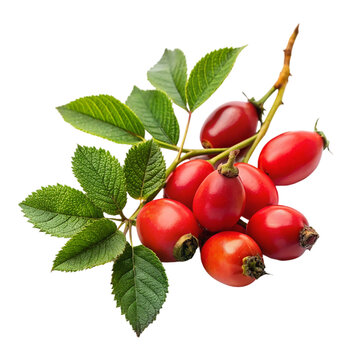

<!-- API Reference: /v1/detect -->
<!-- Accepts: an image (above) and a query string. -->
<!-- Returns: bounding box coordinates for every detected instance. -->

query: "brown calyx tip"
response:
[201,140,212,149]
[242,255,266,279]
[299,225,319,250]
[173,233,199,261]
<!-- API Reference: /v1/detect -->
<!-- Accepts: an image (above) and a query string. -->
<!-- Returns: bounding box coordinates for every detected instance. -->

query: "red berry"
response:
[201,231,266,287]
[193,169,246,232]
[235,163,279,219]
[200,101,258,149]
[247,205,319,260]
[258,131,326,185]
[136,199,201,262]
[164,159,214,209]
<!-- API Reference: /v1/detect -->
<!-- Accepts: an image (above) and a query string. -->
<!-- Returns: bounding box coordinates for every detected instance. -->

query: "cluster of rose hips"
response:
[136,101,327,287]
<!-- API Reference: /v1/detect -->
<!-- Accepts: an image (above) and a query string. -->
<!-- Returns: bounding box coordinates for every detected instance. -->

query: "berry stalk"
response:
[242,25,299,163]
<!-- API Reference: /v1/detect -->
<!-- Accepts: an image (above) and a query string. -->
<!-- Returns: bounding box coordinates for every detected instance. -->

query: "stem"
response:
[153,139,181,151]
[154,139,192,153]
[176,111,192,161]
[119,209,127,221]
[242,25,299,163]
[128,223,133,247]
[129,202,143,221]
[208,134,257,166]
[242,86,286,163]
[274,24,299,90]
[218,150,239,177]
[253,86,276,107]
[123,221,130,236]
[108,217,123,222]
[117,220,126,230]
[164,111,192,178]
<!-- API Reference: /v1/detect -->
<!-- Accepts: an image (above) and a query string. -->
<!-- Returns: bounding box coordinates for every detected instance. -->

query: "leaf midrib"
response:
[60,106,145,142]
[20,203,102,220]
[53,231,118,269]
[139,91,175,144]
[76,148,123,214]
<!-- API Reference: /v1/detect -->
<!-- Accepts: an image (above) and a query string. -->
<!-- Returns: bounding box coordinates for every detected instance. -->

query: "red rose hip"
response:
[235,163,279,219]
[200,101,259,149]
[164,159,214,209]
[193,152,246,232]
[136,199,201,262]
[258,128,328,185]
[201,231,266,287]
[247,205,319,260]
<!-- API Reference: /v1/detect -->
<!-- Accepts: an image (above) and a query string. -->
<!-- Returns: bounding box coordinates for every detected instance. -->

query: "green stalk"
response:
[176,111,192,161]
[208,134,257,166]
[252,86,276,108]
[242,86,286,163]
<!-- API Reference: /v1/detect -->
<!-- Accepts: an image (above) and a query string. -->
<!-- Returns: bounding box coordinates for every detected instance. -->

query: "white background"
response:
[1,1,359,359]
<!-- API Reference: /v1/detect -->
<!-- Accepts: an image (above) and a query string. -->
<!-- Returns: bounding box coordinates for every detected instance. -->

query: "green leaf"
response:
[57,95,145,145]
[52,219,126,272]
[20,185,103,238]
[124,140,165,200]
[147,49,187,110]
[72,145,127,215]
[186,47,246,111]
[112,243,168,336]
[126,87,179,145]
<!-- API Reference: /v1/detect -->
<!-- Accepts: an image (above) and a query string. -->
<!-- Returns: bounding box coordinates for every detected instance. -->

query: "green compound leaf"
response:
[52,219,126,272]
[112,244,168,337]
[186,47,246,112]
[72,145,127,215]
[57,95,145,145]
[124,140,166,200]
[19,185,103,238]
[147,49,188,110]
[126,86,180,145]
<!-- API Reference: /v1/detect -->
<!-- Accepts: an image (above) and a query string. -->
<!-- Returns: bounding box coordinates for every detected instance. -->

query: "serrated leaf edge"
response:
[72,145,127,215]
[112,245,169,336]
[19,184,104,238]
[185,46,246,111]
[52,219,126,272]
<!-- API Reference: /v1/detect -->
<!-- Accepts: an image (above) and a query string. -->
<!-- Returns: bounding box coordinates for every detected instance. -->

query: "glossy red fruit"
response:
[235,163,278,219]
[193,169,246,232]
[164,159,214,209]
[201,231,266,287]
[200,101,258,149]
[136,199,201,262]
[247,205,319,260]
[258,131,326,185]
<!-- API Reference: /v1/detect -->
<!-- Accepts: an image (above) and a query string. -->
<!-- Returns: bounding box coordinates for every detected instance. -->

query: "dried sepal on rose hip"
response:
[136,199,201,262]
[193,151,246,232]
[201,231,266,287]
[246,205,319,260]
